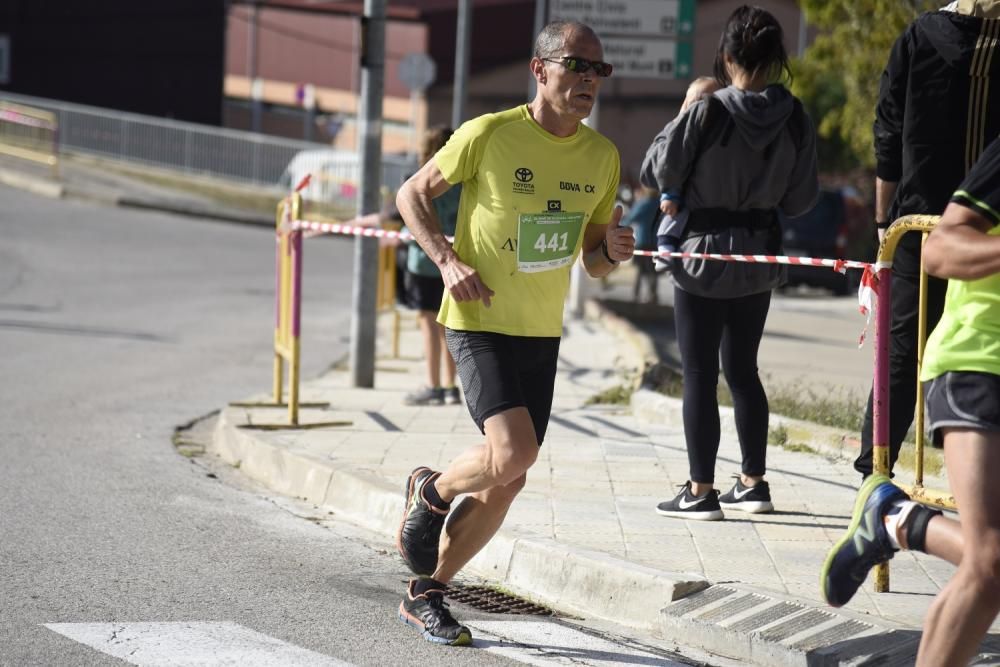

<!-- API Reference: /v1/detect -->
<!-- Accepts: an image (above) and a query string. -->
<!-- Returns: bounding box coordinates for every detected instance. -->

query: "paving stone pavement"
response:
[212,305,1000,666]
[2,152,996,664]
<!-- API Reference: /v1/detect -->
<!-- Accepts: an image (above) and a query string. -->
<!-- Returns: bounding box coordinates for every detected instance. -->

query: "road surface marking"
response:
[466,619,686,666]
[44,622,353,667]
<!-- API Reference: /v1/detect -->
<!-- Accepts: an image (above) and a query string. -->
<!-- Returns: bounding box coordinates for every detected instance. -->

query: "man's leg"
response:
[397,409,538,575]
[434,472,527,583]
[437,323,457,388]
[432,333,558,578]
[916,428,1000,666]
[417,310,441,388]
[435,408,537,501]
[396,409,537,647]
[396,330,558,644]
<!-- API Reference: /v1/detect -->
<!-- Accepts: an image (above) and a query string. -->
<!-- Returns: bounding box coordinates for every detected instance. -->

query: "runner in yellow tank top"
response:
[392,20,634,646]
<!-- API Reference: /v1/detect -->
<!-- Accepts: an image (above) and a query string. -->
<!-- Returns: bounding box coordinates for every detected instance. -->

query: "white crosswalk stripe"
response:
[466,619,686,666]
[44,622,353,667]
[45,618,685,666]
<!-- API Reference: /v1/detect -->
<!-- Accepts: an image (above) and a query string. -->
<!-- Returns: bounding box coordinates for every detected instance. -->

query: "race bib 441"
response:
[516,211,584,273]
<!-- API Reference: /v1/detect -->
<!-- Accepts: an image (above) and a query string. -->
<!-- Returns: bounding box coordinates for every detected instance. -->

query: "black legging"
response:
[673,286,772,484]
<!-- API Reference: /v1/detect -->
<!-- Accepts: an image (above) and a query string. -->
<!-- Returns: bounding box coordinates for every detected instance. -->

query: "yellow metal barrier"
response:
[377,220,402,359]
[231,193,356,430]
[872,214,956,592]
[0,101,58,176]
[273,195,302,424]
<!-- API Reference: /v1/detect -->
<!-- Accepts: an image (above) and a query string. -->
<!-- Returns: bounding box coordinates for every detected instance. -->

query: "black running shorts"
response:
[444,328,560,445]
[924,371,1000,446]
[403,272,445,312]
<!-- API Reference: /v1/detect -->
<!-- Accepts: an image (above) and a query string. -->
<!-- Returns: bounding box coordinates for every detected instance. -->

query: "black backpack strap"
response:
[784,97,807,152]
[680,95,730,191]
[696,95,731,154]
[764,97,807,160]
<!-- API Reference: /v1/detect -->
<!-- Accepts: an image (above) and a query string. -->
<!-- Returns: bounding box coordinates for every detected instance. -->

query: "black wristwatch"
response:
[601,238,619,265]
[875,219,891,230]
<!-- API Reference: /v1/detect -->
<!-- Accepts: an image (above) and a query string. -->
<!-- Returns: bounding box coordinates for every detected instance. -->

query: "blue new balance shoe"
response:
[820,474,908,607]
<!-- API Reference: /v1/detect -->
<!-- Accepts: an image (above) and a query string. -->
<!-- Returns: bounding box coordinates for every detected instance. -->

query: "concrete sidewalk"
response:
[211,304,999,666]
[2,154,997,664]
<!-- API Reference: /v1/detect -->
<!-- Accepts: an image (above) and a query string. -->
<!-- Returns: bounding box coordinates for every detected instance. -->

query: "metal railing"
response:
[0,100,58,175]
[870,214,955,593]
[0,92,414,201]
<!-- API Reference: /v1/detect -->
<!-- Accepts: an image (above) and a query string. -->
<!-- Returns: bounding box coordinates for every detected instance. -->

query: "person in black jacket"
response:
[854,0,1000,480]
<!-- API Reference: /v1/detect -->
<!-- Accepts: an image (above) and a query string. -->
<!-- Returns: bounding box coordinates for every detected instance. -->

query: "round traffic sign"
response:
[399,53,437,92]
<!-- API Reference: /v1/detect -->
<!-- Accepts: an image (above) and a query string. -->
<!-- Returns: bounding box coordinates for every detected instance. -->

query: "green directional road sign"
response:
[549,0,695,38]
[549,0,696,79]
[602,38,693,79]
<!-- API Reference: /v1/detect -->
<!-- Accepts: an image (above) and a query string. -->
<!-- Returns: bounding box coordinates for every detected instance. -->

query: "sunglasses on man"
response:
[542,55,614,78]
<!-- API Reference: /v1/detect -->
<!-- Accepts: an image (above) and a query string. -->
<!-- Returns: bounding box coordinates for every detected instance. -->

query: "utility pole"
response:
[452,0,472,128]
[529,0,547,100]
[568,97,598,319]
[248,0,262,133]
[350,0,385,388]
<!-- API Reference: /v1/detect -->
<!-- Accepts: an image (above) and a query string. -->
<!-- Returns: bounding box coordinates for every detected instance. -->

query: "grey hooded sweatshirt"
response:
[639,84,818,297]
[640,84,818,217]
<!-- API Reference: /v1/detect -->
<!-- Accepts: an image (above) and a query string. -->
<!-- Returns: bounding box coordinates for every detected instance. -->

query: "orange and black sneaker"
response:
[398,579,472,646]
[396,466,448,575]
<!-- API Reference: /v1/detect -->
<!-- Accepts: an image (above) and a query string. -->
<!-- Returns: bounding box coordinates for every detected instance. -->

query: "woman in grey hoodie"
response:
[642,5,819,521]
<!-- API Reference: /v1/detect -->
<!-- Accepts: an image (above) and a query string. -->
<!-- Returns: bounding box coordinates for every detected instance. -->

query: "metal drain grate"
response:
[446,584,554,616]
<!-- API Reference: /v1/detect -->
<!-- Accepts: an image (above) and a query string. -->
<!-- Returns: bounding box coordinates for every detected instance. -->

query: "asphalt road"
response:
[0,187,709,666]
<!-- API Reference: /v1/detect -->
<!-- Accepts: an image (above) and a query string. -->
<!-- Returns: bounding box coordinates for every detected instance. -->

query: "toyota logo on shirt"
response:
[512,167,535,194]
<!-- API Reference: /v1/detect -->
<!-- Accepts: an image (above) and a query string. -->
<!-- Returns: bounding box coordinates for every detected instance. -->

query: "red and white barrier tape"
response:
[0,109,57,130]
[282,212,882,347]
[633,249,869,272]
[293,219,416,241]
[855,264,886,348]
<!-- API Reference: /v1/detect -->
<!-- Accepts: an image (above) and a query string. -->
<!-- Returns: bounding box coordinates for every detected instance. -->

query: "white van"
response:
[278,148,416,205]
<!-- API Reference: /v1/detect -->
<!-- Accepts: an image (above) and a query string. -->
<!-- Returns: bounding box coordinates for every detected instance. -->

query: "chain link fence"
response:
[0,92,414,204]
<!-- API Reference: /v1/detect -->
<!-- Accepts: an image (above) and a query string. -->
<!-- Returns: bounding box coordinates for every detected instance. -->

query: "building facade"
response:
[231,0,808,177]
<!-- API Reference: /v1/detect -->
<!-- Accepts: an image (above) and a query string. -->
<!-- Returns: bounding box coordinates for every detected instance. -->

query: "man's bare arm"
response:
[875,176,898,243]
[395,161,494,306]
[923,202,1000,280]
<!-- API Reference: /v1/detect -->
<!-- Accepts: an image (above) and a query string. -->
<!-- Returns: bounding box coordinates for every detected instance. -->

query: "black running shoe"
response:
[820,474,907,607]
[655,482,724,521]
[398,581,472,646]
[396,466,448,576]
[718,476,774,513]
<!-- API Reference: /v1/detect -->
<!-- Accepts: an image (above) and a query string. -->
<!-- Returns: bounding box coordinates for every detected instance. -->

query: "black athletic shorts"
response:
[404,272,445,312]
[444,328,560,445]
[924,371,1000,446]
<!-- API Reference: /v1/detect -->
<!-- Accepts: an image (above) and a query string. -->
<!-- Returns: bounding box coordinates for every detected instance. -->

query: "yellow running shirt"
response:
[433,105,620,337]
[920,139,1000,380]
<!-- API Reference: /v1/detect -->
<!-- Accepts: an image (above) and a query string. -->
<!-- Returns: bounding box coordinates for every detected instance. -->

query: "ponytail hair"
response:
[712,5,792,87]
